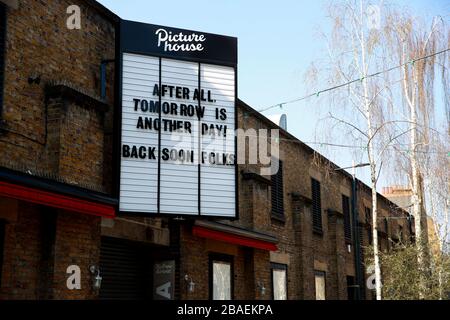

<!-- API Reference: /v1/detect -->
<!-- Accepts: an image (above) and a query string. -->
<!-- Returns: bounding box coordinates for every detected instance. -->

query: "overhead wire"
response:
[258,48,450,113]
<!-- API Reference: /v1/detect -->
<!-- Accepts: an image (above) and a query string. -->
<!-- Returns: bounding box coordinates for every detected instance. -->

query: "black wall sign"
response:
[120,20,238,66]
[117,19,238,218]
[153,260,175,300]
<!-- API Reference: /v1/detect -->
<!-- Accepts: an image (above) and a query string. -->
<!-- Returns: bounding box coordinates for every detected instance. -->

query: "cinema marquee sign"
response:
[118,20,238,217]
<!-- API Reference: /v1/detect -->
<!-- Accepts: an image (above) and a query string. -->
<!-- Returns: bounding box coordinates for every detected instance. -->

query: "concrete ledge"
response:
[289,192,312,205]
[340,185,351,197]
[314,260,328,272]
[309,168,322,182]
[241,170,272,186]
[45,82,109,113]
[270,251,290,265]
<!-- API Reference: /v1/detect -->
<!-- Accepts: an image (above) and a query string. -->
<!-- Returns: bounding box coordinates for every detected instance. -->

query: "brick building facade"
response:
[0,0,117,299]
[0,0,413,300]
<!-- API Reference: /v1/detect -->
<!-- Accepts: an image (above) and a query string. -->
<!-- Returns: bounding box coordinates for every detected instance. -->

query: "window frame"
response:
[209,253,234,300]
[270,262,288,300]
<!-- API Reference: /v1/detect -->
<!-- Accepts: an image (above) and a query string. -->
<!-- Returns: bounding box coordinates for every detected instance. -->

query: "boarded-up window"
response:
[342,195,352,242]
[311,178,322,233]
[271,263,287,300]
[271,160,284,217]
[315,271,326,300]
[210,255,233,300]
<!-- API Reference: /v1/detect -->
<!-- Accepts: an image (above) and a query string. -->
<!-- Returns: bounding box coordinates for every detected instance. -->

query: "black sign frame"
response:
[121,20,237,67]
[114,19,239,220]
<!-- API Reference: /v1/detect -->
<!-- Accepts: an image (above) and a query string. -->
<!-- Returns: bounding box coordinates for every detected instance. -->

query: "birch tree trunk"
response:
[359,0,382,299]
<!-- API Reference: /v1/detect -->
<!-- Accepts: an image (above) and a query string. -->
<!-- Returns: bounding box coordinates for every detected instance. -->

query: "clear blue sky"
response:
[98,0,449,187]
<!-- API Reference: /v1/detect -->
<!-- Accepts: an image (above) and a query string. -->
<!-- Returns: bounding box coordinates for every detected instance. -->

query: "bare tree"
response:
[423,130,449,299]
[307,0,394,299]
[306,0,449,299]
[383,10,449,297]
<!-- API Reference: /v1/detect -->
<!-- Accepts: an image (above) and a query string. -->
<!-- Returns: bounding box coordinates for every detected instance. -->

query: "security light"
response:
[184,275,195,293]
[89,265,102,291]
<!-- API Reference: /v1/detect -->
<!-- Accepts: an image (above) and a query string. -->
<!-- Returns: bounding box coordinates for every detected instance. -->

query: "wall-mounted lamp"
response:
[89,265,102,291]
[184,274,195,293]
[257,281,266,297]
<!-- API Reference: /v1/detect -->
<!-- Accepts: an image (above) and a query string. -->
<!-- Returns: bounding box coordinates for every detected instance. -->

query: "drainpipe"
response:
[335,162,369,300]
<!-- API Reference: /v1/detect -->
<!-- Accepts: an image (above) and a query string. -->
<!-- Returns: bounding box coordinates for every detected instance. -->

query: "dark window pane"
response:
[342,195,352,242]
[271,160,284,217]
[311,178,322,233]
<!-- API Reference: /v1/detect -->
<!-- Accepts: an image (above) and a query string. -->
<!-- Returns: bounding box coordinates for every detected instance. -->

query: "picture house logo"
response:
[155,28,206,52]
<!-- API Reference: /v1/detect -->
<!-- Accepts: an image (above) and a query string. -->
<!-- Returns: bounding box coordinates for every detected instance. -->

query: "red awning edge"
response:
[0,181,115,218]
[192,225,278,251]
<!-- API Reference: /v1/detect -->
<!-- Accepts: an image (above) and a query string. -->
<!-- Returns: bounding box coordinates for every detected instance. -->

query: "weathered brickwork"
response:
[0,0,115,180]
[0,0,116,299]
[51,211,101,299]
[178,225,273,300]
[177,104,412,300]
[0,202,42,299]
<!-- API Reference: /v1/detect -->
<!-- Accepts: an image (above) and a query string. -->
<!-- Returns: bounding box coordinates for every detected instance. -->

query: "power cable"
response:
[258,48,450,113]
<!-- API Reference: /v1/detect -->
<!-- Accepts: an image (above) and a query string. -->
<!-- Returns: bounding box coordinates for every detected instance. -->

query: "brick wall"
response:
[176,104,412,300]
[0,202,42,299]
[0,0,115,181]
[178,223,273,300]
[0,204,101,299]
[0,0,116,300]
[52,211,101,299]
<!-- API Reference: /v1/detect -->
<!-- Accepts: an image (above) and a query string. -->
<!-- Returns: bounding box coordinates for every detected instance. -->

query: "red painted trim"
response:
[192,226,277,251]
[0,181,115,218]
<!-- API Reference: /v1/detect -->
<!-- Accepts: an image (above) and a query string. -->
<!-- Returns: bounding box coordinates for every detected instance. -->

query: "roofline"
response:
[237,99,353,176]
[237,99,410,217]
[85,0,121,23]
